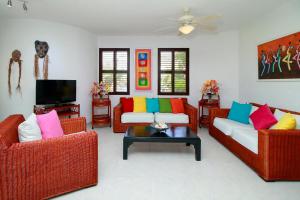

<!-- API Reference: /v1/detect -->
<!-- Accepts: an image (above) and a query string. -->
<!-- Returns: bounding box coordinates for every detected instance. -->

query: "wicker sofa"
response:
[209,103,300,181]
[0,115,98,200]
[113,98,198,133]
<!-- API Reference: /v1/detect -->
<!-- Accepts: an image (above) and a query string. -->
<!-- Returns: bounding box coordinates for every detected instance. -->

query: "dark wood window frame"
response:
[99,48,130,95]
[158,48,189,95]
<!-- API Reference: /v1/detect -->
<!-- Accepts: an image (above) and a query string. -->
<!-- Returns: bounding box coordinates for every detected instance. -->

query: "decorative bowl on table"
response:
[150,122,168,132]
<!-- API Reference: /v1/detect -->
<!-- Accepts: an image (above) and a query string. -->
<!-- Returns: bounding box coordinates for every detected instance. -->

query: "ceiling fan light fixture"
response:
[7,0,13,7]
[179,24,194,35]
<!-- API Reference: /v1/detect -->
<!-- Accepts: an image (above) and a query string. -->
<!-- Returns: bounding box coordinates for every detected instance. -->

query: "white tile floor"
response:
[54,127,300,200]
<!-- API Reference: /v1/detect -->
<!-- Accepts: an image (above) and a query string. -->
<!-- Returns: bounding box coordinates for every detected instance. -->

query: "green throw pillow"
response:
[159,98,172,113]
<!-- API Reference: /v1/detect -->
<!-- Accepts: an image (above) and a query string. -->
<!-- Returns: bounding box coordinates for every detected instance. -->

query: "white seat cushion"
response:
[213,117,254,136]
[154,113,189,124]
[121,112,154,123]
[231,128,258,154]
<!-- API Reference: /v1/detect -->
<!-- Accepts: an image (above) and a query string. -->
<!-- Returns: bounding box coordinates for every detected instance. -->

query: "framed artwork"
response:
[257,32,300,80]
[135,49,151,90]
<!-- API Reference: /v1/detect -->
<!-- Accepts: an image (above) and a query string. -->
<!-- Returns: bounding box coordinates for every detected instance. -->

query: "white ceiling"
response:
[0,0,291,35]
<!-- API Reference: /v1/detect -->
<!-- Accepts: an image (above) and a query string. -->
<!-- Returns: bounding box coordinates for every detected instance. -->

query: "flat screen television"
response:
[36,80,76,105]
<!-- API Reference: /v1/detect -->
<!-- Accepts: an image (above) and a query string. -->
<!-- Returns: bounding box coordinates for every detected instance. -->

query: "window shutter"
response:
[159,51,173,93]
[174,51,187,93]
[116,51,128,70]
[102,73,114,93]
[160,51,172,71]
[160,73,172,93]
[102,51,114,70]
[101,51,114,92]
[174,73,186,93]
[116,51,128,92]
[175,51,186,71]
[99,48,130,95]
[116,73,127,92]
[158,48,189,95]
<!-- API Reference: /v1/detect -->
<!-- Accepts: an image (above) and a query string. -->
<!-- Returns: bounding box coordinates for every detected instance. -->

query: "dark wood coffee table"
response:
[123,126,201,161]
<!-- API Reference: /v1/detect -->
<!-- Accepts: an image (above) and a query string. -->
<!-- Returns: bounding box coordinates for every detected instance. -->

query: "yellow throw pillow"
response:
[133,96,146,112]
[273,113,296,130]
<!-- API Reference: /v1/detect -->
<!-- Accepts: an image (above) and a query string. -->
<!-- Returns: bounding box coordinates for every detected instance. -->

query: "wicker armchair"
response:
[0,115,98,200]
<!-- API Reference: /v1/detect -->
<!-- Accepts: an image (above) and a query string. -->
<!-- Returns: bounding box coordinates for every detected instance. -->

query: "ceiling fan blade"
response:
[177,31,183,36]
[197,15,222,22]
[167,17,180,22]
[190,19,198,26]
[153,26,176,33]
[199,24,218,32]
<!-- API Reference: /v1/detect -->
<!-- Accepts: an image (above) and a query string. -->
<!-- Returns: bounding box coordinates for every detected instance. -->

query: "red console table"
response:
[33,104,80,118]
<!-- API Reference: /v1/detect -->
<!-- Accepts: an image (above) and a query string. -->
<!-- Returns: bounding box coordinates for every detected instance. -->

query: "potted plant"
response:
[90,81,109,99]
[201,80,220,102]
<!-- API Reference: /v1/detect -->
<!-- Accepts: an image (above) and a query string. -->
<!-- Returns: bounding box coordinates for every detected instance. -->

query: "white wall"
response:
[0,19,240,122]
[98,32,240,108]
[239,0,300,111]
[0,19,97,121]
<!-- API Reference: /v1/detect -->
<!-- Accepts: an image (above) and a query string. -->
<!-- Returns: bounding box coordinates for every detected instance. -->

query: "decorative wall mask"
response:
[8,50,22,96]
[34,40,49,79]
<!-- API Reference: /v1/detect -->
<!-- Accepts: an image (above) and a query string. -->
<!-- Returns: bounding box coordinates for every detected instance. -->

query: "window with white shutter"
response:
[99,48,130,95]
[158,48,189,95]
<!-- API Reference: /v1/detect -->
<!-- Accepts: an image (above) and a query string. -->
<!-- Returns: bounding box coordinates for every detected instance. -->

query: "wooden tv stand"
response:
[33,104,80,118]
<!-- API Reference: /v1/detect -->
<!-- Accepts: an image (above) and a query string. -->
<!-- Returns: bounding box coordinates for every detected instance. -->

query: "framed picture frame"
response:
[135,49,151,90]
[257,32,300,80]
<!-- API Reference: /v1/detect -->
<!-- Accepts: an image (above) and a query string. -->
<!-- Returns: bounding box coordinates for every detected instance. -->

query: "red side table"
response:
[198,94,220,128]
[92,97,111,129]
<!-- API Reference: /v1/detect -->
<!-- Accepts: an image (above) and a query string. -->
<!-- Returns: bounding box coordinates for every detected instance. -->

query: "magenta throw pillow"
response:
[249,104,277,130]
[36,110,64,139]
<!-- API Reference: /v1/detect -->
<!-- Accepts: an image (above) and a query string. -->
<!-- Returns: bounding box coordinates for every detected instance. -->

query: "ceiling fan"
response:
[157,8,222,36]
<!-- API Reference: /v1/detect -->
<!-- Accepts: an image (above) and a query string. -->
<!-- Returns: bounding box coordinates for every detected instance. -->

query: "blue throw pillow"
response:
[228,101,252,124]
[146,98,160,113]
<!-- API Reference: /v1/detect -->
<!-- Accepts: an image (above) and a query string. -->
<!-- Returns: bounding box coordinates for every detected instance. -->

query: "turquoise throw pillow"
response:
[228,101,252,124]
[146,98,160,113]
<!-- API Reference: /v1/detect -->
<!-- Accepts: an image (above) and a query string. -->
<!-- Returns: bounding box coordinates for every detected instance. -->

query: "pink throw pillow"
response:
[249,104,277,130]
[36,110,64,139]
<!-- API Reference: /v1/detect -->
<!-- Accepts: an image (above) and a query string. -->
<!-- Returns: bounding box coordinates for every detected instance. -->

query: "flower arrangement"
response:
[91,82,100,96]
[90,81,110,98]
[201,80,220,98]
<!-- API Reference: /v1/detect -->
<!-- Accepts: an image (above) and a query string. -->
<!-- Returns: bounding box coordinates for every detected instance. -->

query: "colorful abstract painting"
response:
[258,32,300,80]
[135,49,151,90]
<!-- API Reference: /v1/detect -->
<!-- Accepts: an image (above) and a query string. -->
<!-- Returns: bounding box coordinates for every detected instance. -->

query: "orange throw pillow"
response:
[170,98,185,113]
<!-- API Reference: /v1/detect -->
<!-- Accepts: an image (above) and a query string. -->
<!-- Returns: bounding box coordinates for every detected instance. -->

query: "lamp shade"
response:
[179,24,194,35]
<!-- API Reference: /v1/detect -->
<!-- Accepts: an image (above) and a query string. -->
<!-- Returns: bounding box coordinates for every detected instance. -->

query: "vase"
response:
[207,93,213,102]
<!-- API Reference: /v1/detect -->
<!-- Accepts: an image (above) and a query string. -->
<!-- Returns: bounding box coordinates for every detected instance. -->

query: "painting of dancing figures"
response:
[258,32,300,80]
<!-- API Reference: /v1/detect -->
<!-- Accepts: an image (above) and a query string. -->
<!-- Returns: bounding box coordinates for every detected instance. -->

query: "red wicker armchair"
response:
[113,98,198,133]
[0,115,98,200]
[209,104,300,181]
